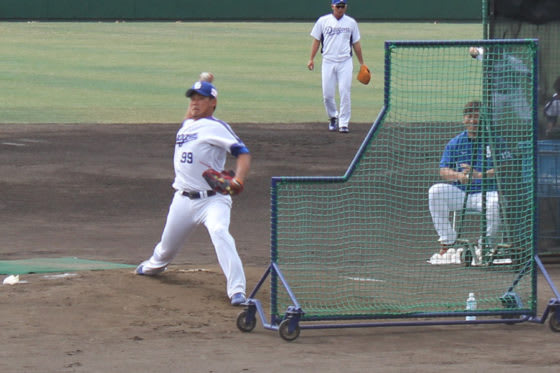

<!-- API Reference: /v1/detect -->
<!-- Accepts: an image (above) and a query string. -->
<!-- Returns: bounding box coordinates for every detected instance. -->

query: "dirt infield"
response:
[1,122,559,372]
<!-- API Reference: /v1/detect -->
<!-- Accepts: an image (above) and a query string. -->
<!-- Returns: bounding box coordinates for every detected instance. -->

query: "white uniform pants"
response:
[322,58,353,127]
[141,191,246,298]
[428,183,500,246]
[493,92,532,121]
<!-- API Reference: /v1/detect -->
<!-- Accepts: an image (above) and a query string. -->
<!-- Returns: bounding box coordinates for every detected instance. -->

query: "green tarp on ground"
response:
[0,257,135,275]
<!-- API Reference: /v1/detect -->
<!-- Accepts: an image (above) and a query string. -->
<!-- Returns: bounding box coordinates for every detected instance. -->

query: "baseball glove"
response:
[357,64,371,85]
[202,168,244,196]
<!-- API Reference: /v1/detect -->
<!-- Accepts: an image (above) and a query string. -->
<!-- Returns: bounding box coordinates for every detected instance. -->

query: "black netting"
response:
[494,0,560,24]
[486,0,560,256]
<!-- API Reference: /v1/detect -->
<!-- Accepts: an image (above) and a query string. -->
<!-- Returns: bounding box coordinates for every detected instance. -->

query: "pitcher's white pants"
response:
[140,191,246,298]
[428,183,500,246]
[322,58,353,127]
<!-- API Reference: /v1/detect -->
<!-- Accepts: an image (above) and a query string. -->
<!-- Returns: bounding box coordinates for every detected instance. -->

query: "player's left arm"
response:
[351,21,364,66]
[352,40,364,66]
[234,153,251,184]
[229,139,251,185]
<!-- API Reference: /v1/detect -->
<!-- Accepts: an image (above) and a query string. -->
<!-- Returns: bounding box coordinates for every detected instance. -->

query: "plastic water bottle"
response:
[466,292,477,321]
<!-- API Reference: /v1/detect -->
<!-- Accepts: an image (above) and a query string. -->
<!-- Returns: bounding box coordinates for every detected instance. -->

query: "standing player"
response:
[307,0,365,133]
[544,76,560,137]
[136,80,251,306]
[469,46,531,125]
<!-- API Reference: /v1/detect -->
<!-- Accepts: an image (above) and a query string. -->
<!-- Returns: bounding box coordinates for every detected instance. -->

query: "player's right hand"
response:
[307,60,314,71]
[460,163,472,173]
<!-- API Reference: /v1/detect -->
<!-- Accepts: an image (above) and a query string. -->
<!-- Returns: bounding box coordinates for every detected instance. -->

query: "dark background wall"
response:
[0,0,481,21]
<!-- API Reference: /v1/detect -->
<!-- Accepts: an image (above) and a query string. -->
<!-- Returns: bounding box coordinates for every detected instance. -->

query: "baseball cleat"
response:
[135,263,166,276]
[231,292,246,306]
[338,125,349,133]
[328,117,338,131]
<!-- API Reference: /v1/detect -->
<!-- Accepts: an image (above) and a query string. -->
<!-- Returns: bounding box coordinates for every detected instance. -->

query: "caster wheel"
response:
[278,318,300,341]
[236,310,256,333]
[549,310,560,333]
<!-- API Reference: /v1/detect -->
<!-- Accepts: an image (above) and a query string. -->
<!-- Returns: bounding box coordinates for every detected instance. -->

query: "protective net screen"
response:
[271,40,537,321]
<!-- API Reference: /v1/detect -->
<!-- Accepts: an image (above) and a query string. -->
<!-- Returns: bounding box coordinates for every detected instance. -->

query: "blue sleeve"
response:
[231,144,250,157]
[439,143,454,169]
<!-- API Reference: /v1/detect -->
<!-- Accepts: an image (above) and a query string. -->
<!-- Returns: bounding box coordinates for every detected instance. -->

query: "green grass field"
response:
[0,22,482,124]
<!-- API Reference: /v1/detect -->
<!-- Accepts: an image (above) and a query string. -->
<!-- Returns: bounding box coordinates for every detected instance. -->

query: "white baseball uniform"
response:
[545,93,560,121]
[311,13,361,128]
[474,49,531,121]
[138,116,248,298]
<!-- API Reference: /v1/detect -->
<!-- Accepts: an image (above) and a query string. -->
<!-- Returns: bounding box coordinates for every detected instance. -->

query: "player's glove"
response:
[202,168,244,196]
[357,64,371,85]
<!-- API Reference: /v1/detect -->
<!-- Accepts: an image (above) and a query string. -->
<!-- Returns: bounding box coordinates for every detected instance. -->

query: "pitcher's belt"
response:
[181,190,216,199]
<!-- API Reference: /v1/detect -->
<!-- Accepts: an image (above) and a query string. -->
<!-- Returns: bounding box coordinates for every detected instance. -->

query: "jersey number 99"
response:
[181,152,193,164]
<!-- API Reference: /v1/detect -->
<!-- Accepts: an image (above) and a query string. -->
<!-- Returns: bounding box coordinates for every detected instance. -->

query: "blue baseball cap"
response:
[185,81,218,98]
[332,0,347,4]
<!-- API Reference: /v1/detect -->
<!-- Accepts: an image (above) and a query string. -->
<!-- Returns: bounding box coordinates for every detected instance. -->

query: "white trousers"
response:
[322,58,353,127]
[493,92,531,121]
[141,191,246,298]
[428,183,501,246]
